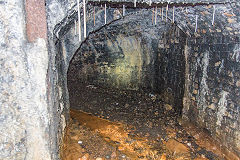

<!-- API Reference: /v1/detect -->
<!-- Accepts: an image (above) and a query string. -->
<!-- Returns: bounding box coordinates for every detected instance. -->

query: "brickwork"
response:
[45,0,240,159]
[184,33,240,155]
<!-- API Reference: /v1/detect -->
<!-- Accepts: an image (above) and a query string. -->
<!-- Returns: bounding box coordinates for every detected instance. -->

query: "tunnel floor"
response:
[61,82,229,160]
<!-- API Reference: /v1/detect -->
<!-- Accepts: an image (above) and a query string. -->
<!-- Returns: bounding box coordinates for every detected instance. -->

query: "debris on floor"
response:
[61,83,238,160]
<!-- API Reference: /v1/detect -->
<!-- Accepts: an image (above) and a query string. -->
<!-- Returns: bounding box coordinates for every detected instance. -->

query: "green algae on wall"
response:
[98,35,150,90]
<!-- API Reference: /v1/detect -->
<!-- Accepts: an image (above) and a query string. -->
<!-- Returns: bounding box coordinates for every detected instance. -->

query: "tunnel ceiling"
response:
[54,0,240,67]
[89,0,237,4]
[55,0,239,40]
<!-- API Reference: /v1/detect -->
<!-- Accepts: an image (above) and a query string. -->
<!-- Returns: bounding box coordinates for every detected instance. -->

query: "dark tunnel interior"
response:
[62,3,240,160]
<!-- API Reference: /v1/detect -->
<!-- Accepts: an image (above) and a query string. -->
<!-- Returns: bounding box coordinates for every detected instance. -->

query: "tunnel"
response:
[68,15,186,114]
[66,15,187,159]
[1,0,240,160]
[60,2,240,160]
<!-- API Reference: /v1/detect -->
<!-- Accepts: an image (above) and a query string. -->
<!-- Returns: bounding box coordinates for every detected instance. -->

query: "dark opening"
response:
[64,16,194,159]
[68,22,186,115]
[61,3,240,160]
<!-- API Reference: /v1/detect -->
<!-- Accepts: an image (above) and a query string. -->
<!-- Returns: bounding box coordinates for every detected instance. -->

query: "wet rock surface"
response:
[62,82,235,160]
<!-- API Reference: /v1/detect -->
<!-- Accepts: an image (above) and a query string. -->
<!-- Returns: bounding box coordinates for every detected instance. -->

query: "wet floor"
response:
[61,82,239,160]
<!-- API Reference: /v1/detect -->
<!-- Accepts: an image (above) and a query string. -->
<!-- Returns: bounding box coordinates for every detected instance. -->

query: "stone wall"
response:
[45,0,77,159]
[182,2,240,156]
[0,0,78,159]
[0,1,51,159]
[183,33,240,155]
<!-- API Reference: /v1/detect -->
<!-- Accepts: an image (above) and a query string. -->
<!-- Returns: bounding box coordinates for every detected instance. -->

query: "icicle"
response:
[166,4,168,22]
[74,20,77,35]
[212,5,215,26]
[123,5,125,16]
[177,27,180,37]
[105,4,107,24]
[93,7,95,26]
[83,0,86,38]
[155,6,157,25]
[162,7,163,20]
[134,0,136,7]
[172,6,175,23]
[77,0,81,41]
[152,8,154,25]
[149,0,152,6]
[159,8,161,20]
[195,15,198,33]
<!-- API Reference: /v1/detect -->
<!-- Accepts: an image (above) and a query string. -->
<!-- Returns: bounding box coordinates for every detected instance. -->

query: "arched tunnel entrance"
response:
[68,19,186,114]
[59,2,240,160]
[65,13,190,159]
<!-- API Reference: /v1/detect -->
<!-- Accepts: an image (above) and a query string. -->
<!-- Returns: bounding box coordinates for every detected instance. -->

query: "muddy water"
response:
[62,83,239,160]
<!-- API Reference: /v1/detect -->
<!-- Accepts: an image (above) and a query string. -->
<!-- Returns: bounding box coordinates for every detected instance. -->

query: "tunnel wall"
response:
[183,34,240,155]
[46,0,78,159]
[182,3,240,155]
[0,0,92,159]
[56,2,240,158]
[68,12,186,112]
[0,0,77,159]
[50,1,240,158]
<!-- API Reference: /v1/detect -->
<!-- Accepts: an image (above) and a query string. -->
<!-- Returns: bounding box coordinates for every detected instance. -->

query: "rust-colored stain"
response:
[61,109,239,160]
[25,0,47,42]
[223,12,236,17]
[179,119,240,160]
[69,109,159,159]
